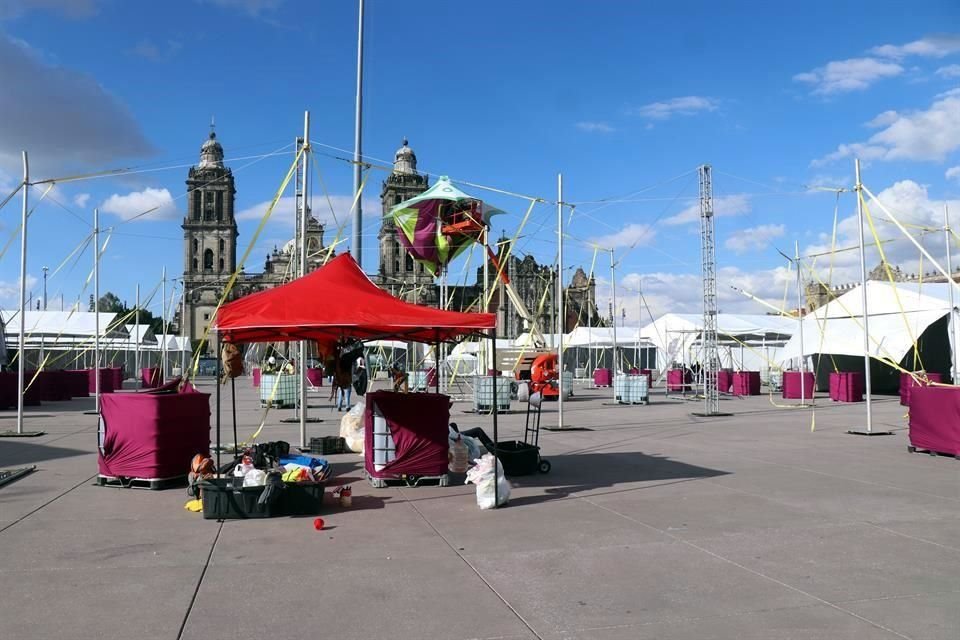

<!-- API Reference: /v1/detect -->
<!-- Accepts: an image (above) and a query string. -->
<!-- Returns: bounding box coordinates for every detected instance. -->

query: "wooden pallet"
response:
[365,471,449,489]
[96,474,187,490]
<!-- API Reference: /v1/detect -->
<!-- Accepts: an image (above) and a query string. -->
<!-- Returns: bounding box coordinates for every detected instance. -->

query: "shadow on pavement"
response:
[0,440,90,466]
[507,450,729,507]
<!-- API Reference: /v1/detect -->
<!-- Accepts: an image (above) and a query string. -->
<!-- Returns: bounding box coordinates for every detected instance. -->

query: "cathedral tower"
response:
[378,139,435,303]
[182,125,237,346]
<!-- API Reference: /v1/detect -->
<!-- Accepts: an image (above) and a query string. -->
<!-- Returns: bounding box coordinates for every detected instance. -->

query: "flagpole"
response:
[557,172,566,428]
[300,110,310,449]
[351,0,365,263]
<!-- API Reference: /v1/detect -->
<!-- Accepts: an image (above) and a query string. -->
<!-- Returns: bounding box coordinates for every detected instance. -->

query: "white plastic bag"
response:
[243,468,267,487]
[516,381,530,403]
[340,398,365,453]
[465,453,510,509]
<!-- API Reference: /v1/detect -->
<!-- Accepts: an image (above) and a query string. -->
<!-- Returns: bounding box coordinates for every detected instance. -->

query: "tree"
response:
[96,290,166,334]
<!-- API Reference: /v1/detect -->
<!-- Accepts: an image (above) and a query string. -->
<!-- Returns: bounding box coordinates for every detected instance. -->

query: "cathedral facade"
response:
[182,132,601,351]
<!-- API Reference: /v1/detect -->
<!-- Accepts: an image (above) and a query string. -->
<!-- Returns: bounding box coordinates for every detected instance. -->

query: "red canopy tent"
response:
[211,254,504,504]
[214,253,495,346]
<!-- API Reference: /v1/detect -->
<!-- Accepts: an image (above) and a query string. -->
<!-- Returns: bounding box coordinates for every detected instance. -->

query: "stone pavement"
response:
[1,378,958,640]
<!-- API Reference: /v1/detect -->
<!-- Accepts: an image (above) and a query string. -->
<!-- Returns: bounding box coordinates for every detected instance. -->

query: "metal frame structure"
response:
[697,164,720,415]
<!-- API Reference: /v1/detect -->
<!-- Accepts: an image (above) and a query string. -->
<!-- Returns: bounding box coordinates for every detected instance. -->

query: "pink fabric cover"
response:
[252,367,261,388]
[782,371,815,400]
[36,371,70,401]
[363,390,450,480]
[141,367,163,388]
[732,371,761,396]
[830,372,863,403]
[0,372,17,408]
[110,367,123,389]
[306,368,324,387]
[98,387,211,480]
[88,368,116,394]
[717,370,733,393]
[594,368,612,387]
[908,386,960,456]
[900,372,944,406]
[667,369,691,392]
[64,370,89,397]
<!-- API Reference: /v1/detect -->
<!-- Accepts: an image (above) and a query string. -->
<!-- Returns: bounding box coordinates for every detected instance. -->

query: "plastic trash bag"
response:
[516,381,530,403]
[340,398,365,453]
[465,453,511,509]
[448,436,469,473]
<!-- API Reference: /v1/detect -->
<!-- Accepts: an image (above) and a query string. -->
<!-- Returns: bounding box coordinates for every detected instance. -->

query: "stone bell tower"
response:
[182,122,237,347]
[378,139,436,304]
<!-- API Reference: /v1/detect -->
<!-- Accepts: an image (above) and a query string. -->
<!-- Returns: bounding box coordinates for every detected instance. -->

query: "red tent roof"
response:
[213,253,496,344]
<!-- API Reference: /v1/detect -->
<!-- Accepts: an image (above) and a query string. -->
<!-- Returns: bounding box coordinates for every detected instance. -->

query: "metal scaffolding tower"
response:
[698,164,720,415]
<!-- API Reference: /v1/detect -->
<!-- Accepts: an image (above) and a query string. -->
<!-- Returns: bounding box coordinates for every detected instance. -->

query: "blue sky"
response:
[1,0,959,323]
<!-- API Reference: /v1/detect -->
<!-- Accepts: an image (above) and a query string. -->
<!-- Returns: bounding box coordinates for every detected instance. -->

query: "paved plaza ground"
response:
[1,378,958,640]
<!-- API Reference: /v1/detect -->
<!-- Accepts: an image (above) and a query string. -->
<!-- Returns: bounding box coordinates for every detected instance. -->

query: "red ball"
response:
[313,517,325,531]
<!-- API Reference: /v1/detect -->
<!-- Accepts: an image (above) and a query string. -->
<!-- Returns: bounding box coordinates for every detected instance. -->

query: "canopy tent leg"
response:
[491,326,499,509]
[231,376,238,454]
[216,333,222,471]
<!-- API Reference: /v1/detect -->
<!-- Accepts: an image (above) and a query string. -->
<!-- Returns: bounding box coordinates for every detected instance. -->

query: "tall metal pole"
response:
[557,173,565,428]
[299,111,310,448]
[610,249,618,396]
[94,207,101,412]
[351,0,365,264]
[16,151,28,434]
[135,284,141,389]
[795,240,806,405]
[42,266,48,310]
[945,204,958,382]
[180,285,188,376]
[161,266,167,381]
[849,158,879,435]
[482,226,489,373]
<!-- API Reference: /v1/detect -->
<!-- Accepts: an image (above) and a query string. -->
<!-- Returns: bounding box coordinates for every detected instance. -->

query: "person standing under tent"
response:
[352,356,368,397]
[332,342,353,411]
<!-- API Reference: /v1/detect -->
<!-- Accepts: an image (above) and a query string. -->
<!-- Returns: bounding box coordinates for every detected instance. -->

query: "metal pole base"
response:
[0,430,45,438]
[846,429,894,436]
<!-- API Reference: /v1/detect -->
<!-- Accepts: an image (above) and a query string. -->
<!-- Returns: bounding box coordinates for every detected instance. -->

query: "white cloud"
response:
[793,57,903,95]
[201,0,283,15]
[870,35,960,60]
[936,64,960,78]
[662,194,751,226]
[0,34,155,178]
[724,224,785,254]
[575,121,615,133]
[130,39,182,62]
[588,223,656,250]
[73,192,90,208]
[237,194,379,229]
[802,179,960,286]
[0,274,38,306]
[614,265,793,319]
[813,90,960,164]
[629,96,718,120]
[947,166,960,183]
[0,0,98,19]
[100,187,177,221]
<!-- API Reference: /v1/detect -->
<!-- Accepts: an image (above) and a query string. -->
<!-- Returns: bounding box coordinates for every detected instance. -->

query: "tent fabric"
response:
[213,253,496,345]
[363,391,450,479]
[779,282,954,365]
[388,177,504,276]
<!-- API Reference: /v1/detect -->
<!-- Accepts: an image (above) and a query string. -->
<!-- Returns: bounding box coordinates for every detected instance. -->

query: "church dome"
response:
[199,130,224,169]
[393,138,417,175]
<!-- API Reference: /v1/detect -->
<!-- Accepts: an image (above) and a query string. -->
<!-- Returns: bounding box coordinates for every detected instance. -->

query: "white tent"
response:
[779,281,953,366]
[640,313,795,378]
